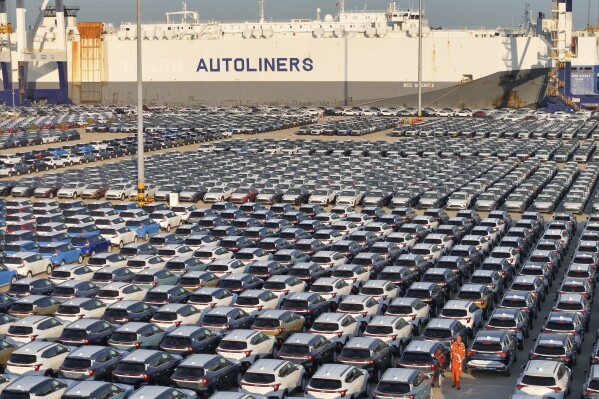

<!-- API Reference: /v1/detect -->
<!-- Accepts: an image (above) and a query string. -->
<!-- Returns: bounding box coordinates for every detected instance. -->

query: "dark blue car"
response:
[71,233,110,256]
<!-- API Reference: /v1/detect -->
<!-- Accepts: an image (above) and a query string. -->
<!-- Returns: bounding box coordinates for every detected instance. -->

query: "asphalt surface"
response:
[1,121,598,399]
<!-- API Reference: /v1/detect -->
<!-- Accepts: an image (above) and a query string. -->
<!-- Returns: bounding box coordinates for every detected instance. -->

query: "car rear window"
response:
[535,345,565,356]
[174,366,205,378]
[202,315,228,325]
[115,361,145,373]
[62,358,92,369]
[376,382,411,394]
[441,309,467,318]
[521,375,556,386]
[244,372,276,384]
[7,326,33,335]
[400,352,432,363]
[365,325,393,335]
[471,342,502,352]
[423,328,451,338]
[8,354,36,364]
[310,378,342,390]
[0,391,30,399]
[61,329,88,339]
[253,318,280,328]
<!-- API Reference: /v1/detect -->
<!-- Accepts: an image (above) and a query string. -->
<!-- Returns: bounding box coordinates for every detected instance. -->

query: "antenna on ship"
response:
[259,0,265,23]
[338,0,345,14]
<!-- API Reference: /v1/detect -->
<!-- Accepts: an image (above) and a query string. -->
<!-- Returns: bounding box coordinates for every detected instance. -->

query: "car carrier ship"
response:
[0,0,597,109]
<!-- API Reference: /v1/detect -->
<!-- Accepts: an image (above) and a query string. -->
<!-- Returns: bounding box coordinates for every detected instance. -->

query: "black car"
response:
[378,266,419,295]
[436,256,471,282]
[58,318,115,346]
[420,318,469,346]
[160,326,223,356]
[287,262,330,286]
[112,349,183,386]
[405,282,445,316]
[467,330,517,376]
[102,300,157,324]
[529,333,576,369]
[6,277,55,297]
[337,337,393,381]
[276,333,336,373]
[171,353,241,394]
[421,268,460,299]
[280,292,330,327]
[449,245,484,271]
[59,346,127,381]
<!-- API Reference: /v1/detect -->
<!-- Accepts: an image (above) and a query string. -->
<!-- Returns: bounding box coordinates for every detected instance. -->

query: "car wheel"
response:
[144,233,149,241]
[78,255,83,264]
[121,194,125,200]
[46,265,53,275]
[134,235,138,243]
[53,164,57,169]
[35,168,39,173]
[16,170,20,176]
[166,225,171,232]
[119,241,124,249]
[48,193,54,199]
[10,276,17,285]
[91,250,96,257]
[26,271,33,278]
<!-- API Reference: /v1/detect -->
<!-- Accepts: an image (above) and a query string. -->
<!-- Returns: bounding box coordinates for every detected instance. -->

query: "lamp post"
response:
[417,0,422,118]
[136,0,146,205]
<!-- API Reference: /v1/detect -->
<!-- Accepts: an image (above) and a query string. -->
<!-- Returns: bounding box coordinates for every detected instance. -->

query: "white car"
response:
[99,224,138,248]
[57,182,87,198]
[2,375,74,399]
[411,243,444,264]
[358,280,401,307]
[6,342,72,376]
[187,287,237,311]
[332,264,370,292]
[310,251,347,270]
[203,186,234,203]
[105,184,136,200]
[234,289,281,314]
[150,210,182,232]
[446,191,473,210]
[96,282,146,304]
[240,359,306,399]
[439,299,484,337]
[59,153,83,165]
[309,278,352,308]
[514,360,571,399]
[385,297,431,335]
[335,190,364,207]
[309,189,337,206]
[310,312,360,350]
[216,329,276,366]
[263,275,306,298]
[49,264,95,284]
[422,234,454,255]
[41,157,66,169]
[362,315,412,353]
[157,244,193,260]
[6,316,66,344]
[305,364,368,399]
[193,247,232,264]
[3,253,52,278]
[171,204,197,223]
[337,295,382,324]
[125,255,167,272]
[150,303,203,328]
[54,298,107,323]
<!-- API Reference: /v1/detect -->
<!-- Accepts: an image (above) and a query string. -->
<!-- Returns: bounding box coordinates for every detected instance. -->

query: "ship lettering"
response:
[196,57,314,72]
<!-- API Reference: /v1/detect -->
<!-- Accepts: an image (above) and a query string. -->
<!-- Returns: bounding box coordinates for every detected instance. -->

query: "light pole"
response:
[136,0,146,205]
[417,0,422,118]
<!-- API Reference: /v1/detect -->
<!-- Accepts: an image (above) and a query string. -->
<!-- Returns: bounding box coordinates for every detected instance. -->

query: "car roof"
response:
[524,360,561,376]
[312,364,352,378]
[248,359,286,373]
[380,368,417,382]
[121,349,160,362]
[65,319,103,329]
[444,300,474,309]
[5,376,53,390]
[69,345,107,358]
[13,340,57,353]
[179,354,220,368]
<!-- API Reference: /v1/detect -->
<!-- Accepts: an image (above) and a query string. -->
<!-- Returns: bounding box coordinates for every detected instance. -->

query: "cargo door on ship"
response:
[72,22,103,103]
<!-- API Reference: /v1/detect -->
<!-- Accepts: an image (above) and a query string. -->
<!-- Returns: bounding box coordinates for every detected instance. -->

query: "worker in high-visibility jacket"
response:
[450,336,466,389]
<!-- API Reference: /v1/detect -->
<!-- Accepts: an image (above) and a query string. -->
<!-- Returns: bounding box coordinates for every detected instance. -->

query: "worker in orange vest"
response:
[450,336,466,389]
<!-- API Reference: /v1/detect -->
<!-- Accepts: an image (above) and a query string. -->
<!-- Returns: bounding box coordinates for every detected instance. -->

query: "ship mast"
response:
[259,0,264,23]
[338,0,345,14]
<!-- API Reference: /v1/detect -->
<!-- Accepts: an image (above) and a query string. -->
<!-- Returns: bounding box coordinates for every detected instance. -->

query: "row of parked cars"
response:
[1,187,599,399]
[2,140,596,228]
[0,129,81,150]
[296,118,397,136]
[391,113,599,140]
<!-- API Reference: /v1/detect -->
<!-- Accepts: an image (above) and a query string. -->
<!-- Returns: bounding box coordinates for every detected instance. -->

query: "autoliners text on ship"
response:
[197,57,314,72]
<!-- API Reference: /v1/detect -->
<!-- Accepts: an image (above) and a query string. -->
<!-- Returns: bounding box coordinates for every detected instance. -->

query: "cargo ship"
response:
[1,0,599,108]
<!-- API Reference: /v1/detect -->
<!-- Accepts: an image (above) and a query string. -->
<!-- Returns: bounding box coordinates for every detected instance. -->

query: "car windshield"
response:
[115,361,145,373]
[244,372,276,384]
[279,343,310,355]
[365,325,393,335]
[310,378,342,390]
[253,318,280,328]
[111,332,138,342]
[175,366,205,378]
[521,375,556,386]
[57,305,80,315]
[202,315,228,325]
[423,328,451,338]
[471,342,502,352]
[310,284,333,293]
[488,318,516,328]
[535,345,565,356]
[441,309,467,317]
[311,321,340,331]
[62,358,92,369]
[376,382,411,394]
[338,303,364,312]
[400,352,432,363]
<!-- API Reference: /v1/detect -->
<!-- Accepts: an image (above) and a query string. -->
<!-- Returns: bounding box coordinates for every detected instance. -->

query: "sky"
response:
[66,0,593,29]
